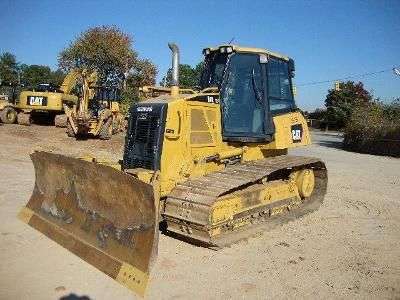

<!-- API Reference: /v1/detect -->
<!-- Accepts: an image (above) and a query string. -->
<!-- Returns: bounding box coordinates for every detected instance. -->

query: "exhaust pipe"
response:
[168,43,179,97]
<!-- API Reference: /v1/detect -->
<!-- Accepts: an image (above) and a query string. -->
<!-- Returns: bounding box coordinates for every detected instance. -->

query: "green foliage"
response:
[0,53,21,100]
[0,52,19,86]
[305,108,328,129]
[58,25,137,85]
[193,61,205,85]
[344,99,400,157]
[308,108,326,120]
[0,52,70,101]
[51,69,66,87]
[19,64,66,90]
[127,59,157,88]
[120,59,157,114]
[161,62,204,89]
[325,81,372,128]
[20,65,51,88]
[58,25,157,114]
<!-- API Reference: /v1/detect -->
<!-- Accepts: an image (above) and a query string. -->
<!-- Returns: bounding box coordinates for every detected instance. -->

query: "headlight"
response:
[220,46,233,54]
[203,48,211,55]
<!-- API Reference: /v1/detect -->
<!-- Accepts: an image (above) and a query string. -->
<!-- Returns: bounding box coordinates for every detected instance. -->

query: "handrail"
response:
[139,86,196,94]
[200,87,219,93]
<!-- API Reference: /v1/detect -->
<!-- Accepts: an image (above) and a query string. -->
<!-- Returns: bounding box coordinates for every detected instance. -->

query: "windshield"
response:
[199,52,229,89]
[36,84,60,93]
[94,88,121,101]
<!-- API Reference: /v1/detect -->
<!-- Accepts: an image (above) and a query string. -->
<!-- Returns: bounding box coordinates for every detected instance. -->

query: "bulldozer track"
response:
[163,155,328,248]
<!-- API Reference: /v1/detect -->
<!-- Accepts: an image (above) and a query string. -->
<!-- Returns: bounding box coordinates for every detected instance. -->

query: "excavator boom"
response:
[59,69,80,94]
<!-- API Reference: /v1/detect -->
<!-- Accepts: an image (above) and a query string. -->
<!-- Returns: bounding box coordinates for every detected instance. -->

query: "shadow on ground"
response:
[60,294,91,300]
[315,140,344,150]
[311,131,344,150]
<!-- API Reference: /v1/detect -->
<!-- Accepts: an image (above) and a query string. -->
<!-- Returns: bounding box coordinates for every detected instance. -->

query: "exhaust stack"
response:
[168,43,179,97]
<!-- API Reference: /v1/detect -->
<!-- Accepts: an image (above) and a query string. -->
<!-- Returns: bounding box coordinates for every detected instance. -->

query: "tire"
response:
[55,114,68,127]
[0,107,17,124]
[66,121,75,137]
[98,118,112,140]
[17,112,32,126]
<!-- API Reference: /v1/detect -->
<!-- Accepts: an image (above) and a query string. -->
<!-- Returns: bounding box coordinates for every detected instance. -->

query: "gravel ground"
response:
[0,124,399,299]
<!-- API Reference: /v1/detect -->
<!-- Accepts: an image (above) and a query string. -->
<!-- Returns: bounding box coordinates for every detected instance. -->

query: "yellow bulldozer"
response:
[19,43,327,296]
[64,71,125,139]
[0,71,79,126]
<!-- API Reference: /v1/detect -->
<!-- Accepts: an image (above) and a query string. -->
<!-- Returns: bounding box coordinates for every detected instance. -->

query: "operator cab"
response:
[89,86,121,116]
[35,83,62,93]
[93,87,121,102]
[200,45,296,143]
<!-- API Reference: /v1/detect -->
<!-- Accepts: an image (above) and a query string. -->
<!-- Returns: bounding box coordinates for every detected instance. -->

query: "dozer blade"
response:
[18,151,158,297]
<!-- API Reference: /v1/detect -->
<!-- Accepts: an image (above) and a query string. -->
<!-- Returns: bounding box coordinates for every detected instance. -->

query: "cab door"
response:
[220,53,273,142]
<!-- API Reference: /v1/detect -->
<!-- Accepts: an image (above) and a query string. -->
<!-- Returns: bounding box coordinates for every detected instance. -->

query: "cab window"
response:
[220,53,266,140]
[267,58,294,114]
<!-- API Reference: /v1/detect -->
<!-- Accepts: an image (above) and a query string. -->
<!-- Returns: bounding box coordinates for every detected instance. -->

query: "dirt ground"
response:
[0,124,399,299]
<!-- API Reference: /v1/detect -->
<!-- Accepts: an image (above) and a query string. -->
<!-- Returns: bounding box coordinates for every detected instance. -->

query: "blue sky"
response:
[1,0,399,110]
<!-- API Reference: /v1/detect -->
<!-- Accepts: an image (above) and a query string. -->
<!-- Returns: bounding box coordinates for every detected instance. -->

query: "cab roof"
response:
[203,44,290,61]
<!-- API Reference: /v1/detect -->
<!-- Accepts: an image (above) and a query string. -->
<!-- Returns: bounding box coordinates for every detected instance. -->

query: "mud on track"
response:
[0,125,399,299]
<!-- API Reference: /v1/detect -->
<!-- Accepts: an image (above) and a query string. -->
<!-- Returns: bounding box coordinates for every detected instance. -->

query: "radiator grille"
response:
[123,104,167,170]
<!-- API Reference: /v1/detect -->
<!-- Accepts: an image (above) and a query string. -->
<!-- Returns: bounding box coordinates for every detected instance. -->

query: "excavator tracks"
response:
[163,155,327,248]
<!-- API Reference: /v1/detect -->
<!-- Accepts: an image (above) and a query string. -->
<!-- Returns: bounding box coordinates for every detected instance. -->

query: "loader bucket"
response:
[18,151,159,297]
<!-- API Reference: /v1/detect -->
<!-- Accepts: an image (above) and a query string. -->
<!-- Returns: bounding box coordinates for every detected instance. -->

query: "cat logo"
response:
[28,96,45,106]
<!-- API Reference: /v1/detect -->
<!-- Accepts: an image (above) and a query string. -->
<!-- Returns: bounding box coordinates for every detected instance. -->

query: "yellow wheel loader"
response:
[0,72,79,126]
[64,73,125,139]
[19,43,327,296]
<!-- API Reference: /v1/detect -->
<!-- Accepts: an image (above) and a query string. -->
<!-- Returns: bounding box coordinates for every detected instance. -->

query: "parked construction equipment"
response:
[62,70,124,139]
[19,43,327,296]
[0,72,79,126]
[64,85,125,139]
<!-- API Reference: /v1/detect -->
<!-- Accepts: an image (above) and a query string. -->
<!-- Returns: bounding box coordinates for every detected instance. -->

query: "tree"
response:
[344,99,400,156]
[324,81,372,128]
[20,65,52,88]
[0,52,67,101]
[308,108,326,120]
[161,62,204,89]
[18,64,66,90]
[58,25,137,86]
[0,52,19,86]
[58,26,156,114]
[121,59,157,113]
[51,69,66,87]
[127,59,157,88]
[193,61,205,85]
